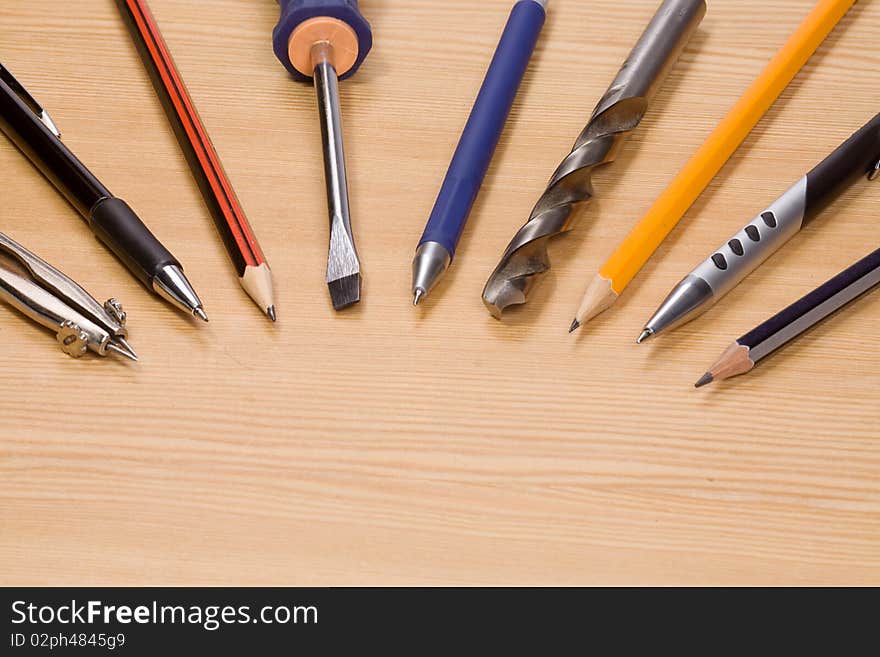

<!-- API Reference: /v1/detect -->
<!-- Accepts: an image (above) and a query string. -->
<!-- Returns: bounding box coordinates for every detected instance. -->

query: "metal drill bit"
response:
[313,43,361,311]
[482,0,705,318]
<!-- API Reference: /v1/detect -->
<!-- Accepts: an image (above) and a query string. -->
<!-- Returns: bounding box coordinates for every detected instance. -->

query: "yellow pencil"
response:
[569,0,856,333]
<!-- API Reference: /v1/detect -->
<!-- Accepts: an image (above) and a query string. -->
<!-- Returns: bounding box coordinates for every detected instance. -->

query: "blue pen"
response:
[411,0,548,305]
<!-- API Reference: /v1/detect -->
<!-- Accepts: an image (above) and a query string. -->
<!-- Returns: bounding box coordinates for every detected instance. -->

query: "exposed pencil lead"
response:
[568,319,580,334]
[267,305,277,322]
[694,372,714,388]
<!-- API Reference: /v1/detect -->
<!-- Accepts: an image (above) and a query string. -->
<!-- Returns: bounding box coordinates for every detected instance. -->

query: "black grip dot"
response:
[728,238,744,256]
[745,225,760,241]
[711,253,728,270]
[762,211,777,228]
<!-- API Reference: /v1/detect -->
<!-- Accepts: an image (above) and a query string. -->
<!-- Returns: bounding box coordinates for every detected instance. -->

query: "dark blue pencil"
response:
[697,243,880,387]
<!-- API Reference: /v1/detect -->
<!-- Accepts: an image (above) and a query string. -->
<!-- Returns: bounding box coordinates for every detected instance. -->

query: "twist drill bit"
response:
[482,0,705,318]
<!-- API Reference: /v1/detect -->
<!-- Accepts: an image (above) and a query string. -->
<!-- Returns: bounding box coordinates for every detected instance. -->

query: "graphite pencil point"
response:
[568,319,580,334]
[694,372,714,388]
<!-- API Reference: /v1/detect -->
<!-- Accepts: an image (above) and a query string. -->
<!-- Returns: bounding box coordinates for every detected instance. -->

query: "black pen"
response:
[639,112,880,343]
[0,62,207,321]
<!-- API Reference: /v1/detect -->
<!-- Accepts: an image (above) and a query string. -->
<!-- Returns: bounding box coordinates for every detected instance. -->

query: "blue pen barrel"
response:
[419,0,547,257]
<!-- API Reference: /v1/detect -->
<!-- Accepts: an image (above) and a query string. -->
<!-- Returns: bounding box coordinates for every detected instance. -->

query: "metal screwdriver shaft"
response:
[313,43,361,309]
[273,0,373,311]
[482,0,705,319]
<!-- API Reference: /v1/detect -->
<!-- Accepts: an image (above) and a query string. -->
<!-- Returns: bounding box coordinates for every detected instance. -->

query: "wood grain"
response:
[0,0,878,585]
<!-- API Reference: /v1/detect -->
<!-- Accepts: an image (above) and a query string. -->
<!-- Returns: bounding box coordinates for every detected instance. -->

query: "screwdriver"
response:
[273,0,373,310]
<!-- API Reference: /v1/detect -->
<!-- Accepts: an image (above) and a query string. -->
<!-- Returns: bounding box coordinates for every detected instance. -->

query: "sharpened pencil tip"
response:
[267,305,277,322]
[695,372,714,388]
[413,288,425,306]
[568,319,580,334]
[194,307,209,322]
[637,328,653,344]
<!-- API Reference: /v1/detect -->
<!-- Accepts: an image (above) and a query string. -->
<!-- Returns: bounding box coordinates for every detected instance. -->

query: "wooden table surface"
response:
[1,0,878,586]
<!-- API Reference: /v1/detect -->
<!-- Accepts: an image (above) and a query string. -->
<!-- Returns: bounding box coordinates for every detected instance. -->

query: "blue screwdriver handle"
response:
[273,0,373,82]
[418,0,547,258]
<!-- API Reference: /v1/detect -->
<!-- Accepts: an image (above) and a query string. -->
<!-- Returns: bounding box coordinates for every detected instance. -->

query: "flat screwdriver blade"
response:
[328,274,361,310]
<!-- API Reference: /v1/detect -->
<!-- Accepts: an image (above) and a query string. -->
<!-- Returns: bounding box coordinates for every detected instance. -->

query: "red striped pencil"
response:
[116,0,277,321]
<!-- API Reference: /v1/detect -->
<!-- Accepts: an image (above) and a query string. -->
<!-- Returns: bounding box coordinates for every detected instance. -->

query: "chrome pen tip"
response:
[568,319,581,334]
[412,243,451,306]
[194,307,209,322]
[636,328,653,344]
[694,372,714,389]
[267,305,277,322]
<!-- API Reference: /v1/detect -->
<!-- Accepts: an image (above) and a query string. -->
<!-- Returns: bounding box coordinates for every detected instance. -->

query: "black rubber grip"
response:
[803,112,880,222]
[88,197,179,286]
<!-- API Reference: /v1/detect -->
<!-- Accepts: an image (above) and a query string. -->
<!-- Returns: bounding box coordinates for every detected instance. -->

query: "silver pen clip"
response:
[0,63,61,138]
[0,232,136,360]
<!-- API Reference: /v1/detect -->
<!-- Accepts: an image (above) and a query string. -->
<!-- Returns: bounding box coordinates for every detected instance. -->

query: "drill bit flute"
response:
[273,0,373,310]
[482,0,705,319]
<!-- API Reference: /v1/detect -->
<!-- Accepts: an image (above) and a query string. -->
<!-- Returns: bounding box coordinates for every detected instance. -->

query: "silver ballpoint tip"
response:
[413,288,425,306]
[636,328,653,344]
[568,319,580,334]
[267,305,277,322]
[694,372,714,389]
[152,264,206,319]
[106,341,139,362]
